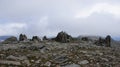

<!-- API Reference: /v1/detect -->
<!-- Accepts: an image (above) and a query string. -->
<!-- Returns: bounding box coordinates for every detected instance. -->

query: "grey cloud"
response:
[0,0,120,38]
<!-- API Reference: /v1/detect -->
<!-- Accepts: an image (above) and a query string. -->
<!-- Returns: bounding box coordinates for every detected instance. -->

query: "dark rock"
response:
[43,36,48,41]
[19,34,27,41]
[32,36,41,43]
[81,37,88,41]
[3,36,17,43]
[105,35,111,47]
[94,35,111,47]
[55,31,72,43]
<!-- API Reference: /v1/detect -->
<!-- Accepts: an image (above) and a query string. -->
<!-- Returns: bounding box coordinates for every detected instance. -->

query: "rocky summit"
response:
[0,31,120,67]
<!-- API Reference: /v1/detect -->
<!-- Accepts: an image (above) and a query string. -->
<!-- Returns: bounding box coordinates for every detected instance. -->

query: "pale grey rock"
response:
[0,60,21,65]
[7,55,27,61]
[22,60,31,66]
[64,63,80,67]
[44,61,51,67]
[78,60,89,65]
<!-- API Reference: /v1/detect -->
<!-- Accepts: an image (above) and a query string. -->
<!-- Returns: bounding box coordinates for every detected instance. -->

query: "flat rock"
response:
[78,60,89,65]
[0,60,21,65]
[64,63,80,67]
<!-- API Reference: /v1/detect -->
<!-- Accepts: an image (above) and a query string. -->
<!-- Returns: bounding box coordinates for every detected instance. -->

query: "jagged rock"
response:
[3,36,17,43]
[43,36,48,41]
[95,37,105,46]
[19,34,27,41]
[105,35,111,47]
[94,35,111,47]
[55,31,72,43]
[32,36,41,43]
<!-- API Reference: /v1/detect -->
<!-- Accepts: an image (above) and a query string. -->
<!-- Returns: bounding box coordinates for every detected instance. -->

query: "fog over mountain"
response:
[0,0,120,38]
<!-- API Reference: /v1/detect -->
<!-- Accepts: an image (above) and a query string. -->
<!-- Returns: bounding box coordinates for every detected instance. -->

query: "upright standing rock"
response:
[32,36,41,43]
[55,31,72,43]
[105,35,111,47]
[19,34,27,41]
[43,36,48,41]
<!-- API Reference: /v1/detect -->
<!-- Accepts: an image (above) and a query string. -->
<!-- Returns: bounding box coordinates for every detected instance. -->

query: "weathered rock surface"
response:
[95,35,111,47]
[43,36,48,41]
[55,31,72,43]
[0,37,120,67]
[19,34,27,41]
[3,36,17,43]
[32,36,41,43]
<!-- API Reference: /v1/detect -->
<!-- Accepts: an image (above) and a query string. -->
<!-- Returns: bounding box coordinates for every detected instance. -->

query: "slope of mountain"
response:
[0,36,12,42]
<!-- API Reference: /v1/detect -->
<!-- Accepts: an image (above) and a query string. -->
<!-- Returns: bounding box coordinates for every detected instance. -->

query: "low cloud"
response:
[0,0,120,38]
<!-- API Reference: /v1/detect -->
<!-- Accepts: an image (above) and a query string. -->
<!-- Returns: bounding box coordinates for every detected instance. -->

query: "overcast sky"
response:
[0,0,120,38]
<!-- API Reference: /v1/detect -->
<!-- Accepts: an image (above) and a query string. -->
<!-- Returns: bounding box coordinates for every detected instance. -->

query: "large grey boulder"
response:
[32,36,41,43]
[55,31,72,43]
[105,35,111,47]
[19,34,27,41]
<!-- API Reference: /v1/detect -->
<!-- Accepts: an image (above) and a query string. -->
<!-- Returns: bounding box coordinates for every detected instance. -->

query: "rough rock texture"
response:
[19,34,27,41]
[43,36,48,41]
[32,36,41,43]
[95,35,111,47]
[105,35,111,47]
[55,31,72,43]
[81,37,88,41]
[3,36,17,43]
[0,41,120,67]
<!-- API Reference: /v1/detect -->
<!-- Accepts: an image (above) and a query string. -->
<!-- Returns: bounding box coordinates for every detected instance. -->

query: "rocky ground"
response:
[0,41,120,67]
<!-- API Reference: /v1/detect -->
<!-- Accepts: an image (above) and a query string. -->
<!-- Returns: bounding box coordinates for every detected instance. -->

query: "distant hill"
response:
[0,36,12,42]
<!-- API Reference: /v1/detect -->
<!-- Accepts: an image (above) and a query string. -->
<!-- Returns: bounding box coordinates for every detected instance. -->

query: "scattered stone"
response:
[22,60,31,66]
[64,63,80,67]
[53,55,69,64]
[35,59,41,64]
[44,61,51,67]
[0,60,21,65]
[6,55,27,61]
[78,60,89,65]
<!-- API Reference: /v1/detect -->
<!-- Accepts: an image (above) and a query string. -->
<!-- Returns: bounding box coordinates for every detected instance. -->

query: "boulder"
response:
[32,36,41,43]
[55,31,72,43]
[19,34,27,41]
[105,35,111,47]
[81,37,88,41]
[43,36,48,41]
[94,35,111,47]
